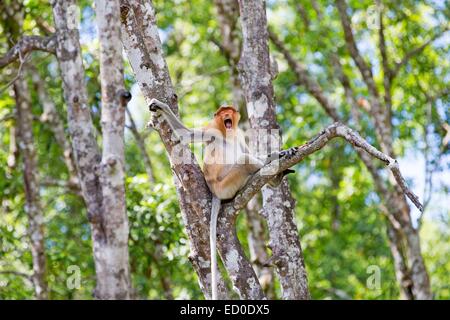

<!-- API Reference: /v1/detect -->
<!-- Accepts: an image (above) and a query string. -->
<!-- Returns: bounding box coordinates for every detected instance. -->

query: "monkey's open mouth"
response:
[224,119,233,129]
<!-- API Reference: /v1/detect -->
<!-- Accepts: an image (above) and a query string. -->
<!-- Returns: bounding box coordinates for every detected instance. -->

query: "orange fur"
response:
[203,106,261,200]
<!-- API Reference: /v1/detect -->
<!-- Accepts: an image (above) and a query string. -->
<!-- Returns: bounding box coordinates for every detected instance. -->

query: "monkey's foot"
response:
[267,168,295,187]
[266,148,298,165]
[279,147,298,158]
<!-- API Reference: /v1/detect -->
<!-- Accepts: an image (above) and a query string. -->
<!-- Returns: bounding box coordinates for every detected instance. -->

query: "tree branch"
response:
[335,0,377,95]
[223,122,423,215]
[41,177,81,194]
[329,53,362,121]
[335,0,393,154]
[391,28,449,79]
[272,26,407,222]
[269,30,415,224]
[295,2,310,30]
[0,270,33,281]
[269,29,340,122]
[0,35,56,68]
[377,0,391,77]
[376,0,393,114]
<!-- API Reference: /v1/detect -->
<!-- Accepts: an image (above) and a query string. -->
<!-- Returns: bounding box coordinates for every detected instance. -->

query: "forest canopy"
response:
[0,0,449,300]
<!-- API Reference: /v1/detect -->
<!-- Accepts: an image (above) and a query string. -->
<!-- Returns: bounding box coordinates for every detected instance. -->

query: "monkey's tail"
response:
[210,195,221,300]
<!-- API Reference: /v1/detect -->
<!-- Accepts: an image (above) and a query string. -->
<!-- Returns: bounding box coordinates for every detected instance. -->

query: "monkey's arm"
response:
[149,98,216,144]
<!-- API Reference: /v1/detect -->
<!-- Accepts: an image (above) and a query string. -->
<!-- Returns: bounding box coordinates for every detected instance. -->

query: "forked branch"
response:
[223,122,423,215]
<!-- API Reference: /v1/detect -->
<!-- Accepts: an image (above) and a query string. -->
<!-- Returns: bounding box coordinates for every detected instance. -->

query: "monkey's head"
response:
[214,105,240,136]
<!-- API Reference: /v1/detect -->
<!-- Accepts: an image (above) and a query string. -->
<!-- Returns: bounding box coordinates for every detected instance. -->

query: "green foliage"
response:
[420,217,450,299]
[126,178,201,299]
[0,0,448,299]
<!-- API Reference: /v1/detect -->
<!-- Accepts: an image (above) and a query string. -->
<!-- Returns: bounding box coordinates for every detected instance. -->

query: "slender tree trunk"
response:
[2,0,48,300]
[94,0,132,299]
[237,0,309,300]
[213,0,246,118]
[7,123,19,169]
[51,0,102,233]
[246,196,275,298]
[385,220,414,299]
[30,70,79,186]
[51,0,132,299]
[14,72,48,300]
[392,193,431,300]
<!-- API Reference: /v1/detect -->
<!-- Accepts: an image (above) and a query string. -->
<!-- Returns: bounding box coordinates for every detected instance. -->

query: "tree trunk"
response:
[385,221,414,299]
[246,196,276,298]
[237,0,310,300]
[51,0,132,299]
[14,72,48,300]
[213,0,246,118]
[7,123,19,169]
[94,0,132,299]
[2,0,48,300]
[216,214,266,299]
[30,70,79,187]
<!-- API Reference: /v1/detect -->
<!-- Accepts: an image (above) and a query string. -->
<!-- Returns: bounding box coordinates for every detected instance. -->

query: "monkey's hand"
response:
[147,98,170,129]
[149,98,170,115]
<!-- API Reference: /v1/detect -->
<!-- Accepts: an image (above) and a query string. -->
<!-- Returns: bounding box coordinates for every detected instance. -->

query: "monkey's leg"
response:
[238,154,265,171]
[214,168,253,200]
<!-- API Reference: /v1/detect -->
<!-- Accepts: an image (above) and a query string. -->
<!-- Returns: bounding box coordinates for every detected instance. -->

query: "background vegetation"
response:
[0,0,448,299]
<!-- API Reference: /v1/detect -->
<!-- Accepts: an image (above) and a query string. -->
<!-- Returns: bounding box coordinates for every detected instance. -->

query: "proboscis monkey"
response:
[149,98,293,299]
